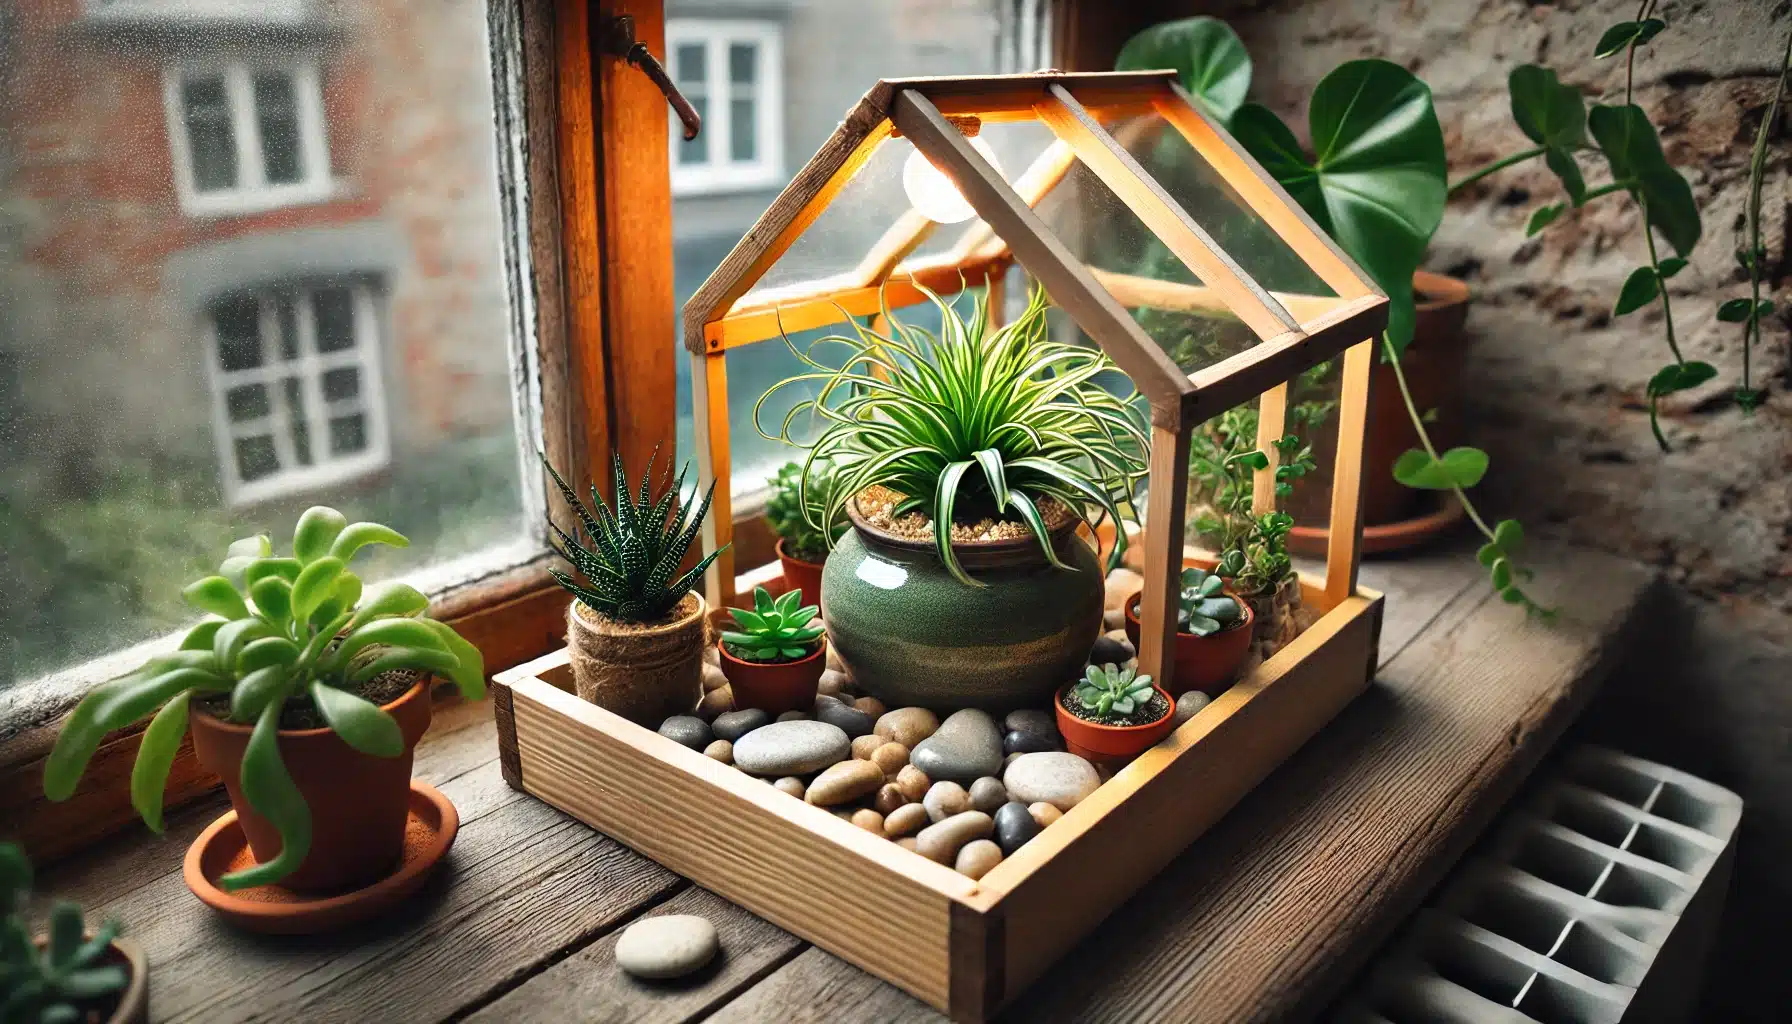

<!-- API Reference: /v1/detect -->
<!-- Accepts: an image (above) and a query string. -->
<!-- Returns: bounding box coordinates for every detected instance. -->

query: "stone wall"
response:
[1187,0,1790,1014]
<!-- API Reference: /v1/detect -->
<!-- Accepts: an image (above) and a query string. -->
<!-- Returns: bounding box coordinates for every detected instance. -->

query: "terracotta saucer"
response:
[182,780,459,934]
[1287,491,1469,559]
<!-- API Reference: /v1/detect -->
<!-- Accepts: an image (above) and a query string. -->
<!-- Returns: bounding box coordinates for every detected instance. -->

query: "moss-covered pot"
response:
[820,503,1104,710]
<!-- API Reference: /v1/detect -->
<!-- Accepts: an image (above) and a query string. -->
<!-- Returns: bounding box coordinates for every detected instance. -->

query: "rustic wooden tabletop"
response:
[40,544,1655,1023]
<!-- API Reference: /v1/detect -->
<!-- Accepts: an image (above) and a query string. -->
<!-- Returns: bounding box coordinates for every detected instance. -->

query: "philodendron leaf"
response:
[311,682,404,757]
[182,575,249,620]
[1588,103,1700,257]
[328,522,409,563]
[1527,204,1566,237]
[1594,18,1666,59]
[1646,361,1718,396]
[1717,298,1773,323]
[1231,60,1447,354]
[220,697,310,890]
[1115,15,1251,124]
[292,506,349,565]
[1392,446,1490,490]
[130,692,190,833]
[1508,65,1588,202]
[1614,266,1661,316]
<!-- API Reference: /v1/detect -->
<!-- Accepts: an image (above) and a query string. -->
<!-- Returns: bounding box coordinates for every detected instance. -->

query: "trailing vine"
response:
[1724,26,1792,413]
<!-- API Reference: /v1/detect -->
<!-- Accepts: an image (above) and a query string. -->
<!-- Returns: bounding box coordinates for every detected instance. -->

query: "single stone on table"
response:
[923,780,970,823]
[815,697,876,738]
[915,810,994,864]
[894,764,931,802]
[1173,690,1212,725]
[614,914,718,980]
[910,709,1003,783]
[1028,802,1063,828]
[773,777,806,800]
[874,707,940,749]
[968,776,1007,814]
[955,839,1003,880]
[701,662,729,692]
[1089,634,1131,666]
[1004,751,1101,811]
[732,721,851,776]
[883,802,929,838]
[870,742,910,777]
[850,733,885,760]
[703,739,732,764]
[994,801,1040,855]
[806,759,884,806]
[657,716,711,751]
[711,708,769,742]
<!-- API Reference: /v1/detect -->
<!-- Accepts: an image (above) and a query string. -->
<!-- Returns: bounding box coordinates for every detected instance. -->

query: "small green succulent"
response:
[1073,663,1156,718]
[721,587,824,662]
[765,461,844,563]
[1177,567,1244,637]
[2,841,129,1024]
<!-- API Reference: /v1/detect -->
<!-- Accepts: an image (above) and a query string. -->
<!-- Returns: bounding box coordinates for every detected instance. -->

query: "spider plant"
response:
[755,285,1149,586]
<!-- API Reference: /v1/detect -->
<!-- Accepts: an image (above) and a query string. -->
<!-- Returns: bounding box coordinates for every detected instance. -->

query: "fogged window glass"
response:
[0,0,527,684]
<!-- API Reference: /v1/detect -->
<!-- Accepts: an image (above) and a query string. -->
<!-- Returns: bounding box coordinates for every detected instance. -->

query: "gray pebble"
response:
[1089,634,1131,666]
[732,721,851,776]
[712,708,769,742]
[776,710,809,722]
[911,709,1003,783]
[1173,690,1212,725]
[814,697,875,738]
[613,914,718,979]
[968,776,1007,814]
[657,716,711,751]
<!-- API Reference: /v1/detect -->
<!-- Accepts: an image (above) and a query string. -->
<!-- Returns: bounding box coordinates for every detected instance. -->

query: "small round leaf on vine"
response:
[1594,18,1667,59]
[1613,266,1660,316]
[1646,361,1718,397]
[1392,446,1489,491]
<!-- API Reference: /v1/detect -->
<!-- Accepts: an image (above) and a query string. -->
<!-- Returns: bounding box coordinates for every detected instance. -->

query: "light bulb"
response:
[902,137,1002,224]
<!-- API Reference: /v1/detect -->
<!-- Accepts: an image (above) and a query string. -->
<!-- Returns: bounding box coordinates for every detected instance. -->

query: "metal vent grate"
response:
[1337,747,1741,1024]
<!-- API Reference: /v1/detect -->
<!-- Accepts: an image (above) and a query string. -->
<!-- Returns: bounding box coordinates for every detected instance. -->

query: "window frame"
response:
[161,57,336,217]
[665,18,784,196]
[203,281,393,505]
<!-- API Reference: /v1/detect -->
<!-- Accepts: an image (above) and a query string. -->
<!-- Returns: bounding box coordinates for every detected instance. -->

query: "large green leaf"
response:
[1115,16,1251,125]
[1231,60,1447,354]
[130,692,190,833]
[1509,65,1590,203]
[291,506,348,565]
[311,681,404,757]
[220,696,310,890]
[1588,103,1700,257]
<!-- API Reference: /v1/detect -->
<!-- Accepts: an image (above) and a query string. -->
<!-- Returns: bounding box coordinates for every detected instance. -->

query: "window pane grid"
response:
[667,21,780,195]
[167,62,333,215]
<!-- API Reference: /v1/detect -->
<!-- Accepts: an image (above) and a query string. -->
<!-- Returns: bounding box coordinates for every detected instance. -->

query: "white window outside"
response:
[666,20,783,196]
[205,282,389,505]
[162,60,334,216]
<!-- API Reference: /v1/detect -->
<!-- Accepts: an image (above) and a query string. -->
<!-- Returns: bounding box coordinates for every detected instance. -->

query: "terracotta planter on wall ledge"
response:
[1286,270,1472,556]
[721,639,827,715]
[188,680,434,893]
[776,539,827,605]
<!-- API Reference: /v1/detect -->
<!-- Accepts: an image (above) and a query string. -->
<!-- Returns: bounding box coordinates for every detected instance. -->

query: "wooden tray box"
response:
[492,568,1380,1022]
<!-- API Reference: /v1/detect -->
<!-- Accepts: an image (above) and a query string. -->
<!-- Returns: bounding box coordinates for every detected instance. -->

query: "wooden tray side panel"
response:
[986,594,1383,1004]
[506,678,964,1009]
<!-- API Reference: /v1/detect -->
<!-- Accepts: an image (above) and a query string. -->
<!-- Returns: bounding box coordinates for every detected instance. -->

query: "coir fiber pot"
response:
[776,539,827,606]
[1122,590,1255,697]
[1287,270,1472,543]
[721,638,826,715]
[821,501,1104,710]
[566,591,706,725]
[29,935,148,1024]
[1054,682,1175,762]
[189,679,432,893]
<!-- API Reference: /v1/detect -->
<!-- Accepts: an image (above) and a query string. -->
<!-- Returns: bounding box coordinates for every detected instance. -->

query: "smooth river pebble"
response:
[994,801,1041,854]
[911,709,1003,783]
[711,709,768,742]
[874,707,940,749]
[923,780,970,823]
[955,839,1003,880]
[614,914,718,979]
[732,721,850,776]
[1004,752,1101,811]
[657,716,711,751]
[915,811,994,864]
[967,776,1007,814]
[806,759,884,806]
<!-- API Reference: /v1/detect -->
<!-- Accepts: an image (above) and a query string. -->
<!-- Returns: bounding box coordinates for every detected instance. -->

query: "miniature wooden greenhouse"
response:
[494,70,1392,1022]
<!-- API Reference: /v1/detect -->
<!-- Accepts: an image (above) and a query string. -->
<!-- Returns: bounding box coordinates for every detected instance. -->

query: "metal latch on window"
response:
[596,14,701,141]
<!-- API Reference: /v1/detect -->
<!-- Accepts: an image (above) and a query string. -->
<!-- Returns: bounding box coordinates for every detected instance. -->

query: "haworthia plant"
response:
[42,508,485,891]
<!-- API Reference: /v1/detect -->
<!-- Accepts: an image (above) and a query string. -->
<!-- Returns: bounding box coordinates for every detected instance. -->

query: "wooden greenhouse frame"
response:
[494,70,1393,1021]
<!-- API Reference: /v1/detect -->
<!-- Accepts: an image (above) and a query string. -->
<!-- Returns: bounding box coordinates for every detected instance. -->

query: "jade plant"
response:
[42,508,485,891]
[756,285,1149,585]
[1068,663,1158,722]
[1175,568,1243,637]
[540,449,725,623]
[721,587,824,662]
[2,842,128,1024]
[765,460,845,563]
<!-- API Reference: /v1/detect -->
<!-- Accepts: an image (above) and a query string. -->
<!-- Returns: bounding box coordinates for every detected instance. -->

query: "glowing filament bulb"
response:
[902,137,1002,224]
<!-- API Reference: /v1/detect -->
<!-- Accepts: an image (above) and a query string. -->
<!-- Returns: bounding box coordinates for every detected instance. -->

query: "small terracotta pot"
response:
[776,539,827,605]
[566,592,707,725]
[29,935,148,1024]
[1054,682,1175,762]
[720,639,827,715]
[1122,590,1255,697]
[189,680,432,893]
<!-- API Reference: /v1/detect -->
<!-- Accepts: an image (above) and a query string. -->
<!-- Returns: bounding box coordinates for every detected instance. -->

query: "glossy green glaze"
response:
[820,521,1104,710]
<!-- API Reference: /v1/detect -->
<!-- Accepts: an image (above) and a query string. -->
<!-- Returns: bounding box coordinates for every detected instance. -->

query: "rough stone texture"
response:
[1203,3,1790,1015]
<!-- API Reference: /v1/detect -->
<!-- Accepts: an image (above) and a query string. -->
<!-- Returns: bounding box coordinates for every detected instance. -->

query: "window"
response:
[163,60,333,215]
[206,282,390,504]
[666,20,783,195]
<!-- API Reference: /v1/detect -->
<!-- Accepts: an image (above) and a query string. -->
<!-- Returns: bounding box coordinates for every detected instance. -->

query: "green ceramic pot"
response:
[821,503,1104,710]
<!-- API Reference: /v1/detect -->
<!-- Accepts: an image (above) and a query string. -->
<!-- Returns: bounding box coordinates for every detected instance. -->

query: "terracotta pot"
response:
[28,935,148,1024]
[720,638,826,715]
[822,498,1104,710]
[189,680,432,893]
[566,592,706,725]
[1054,682,1175,762]
[1286,270,1472,532]
[1121,590,1255,697]
[775,539,827,606]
